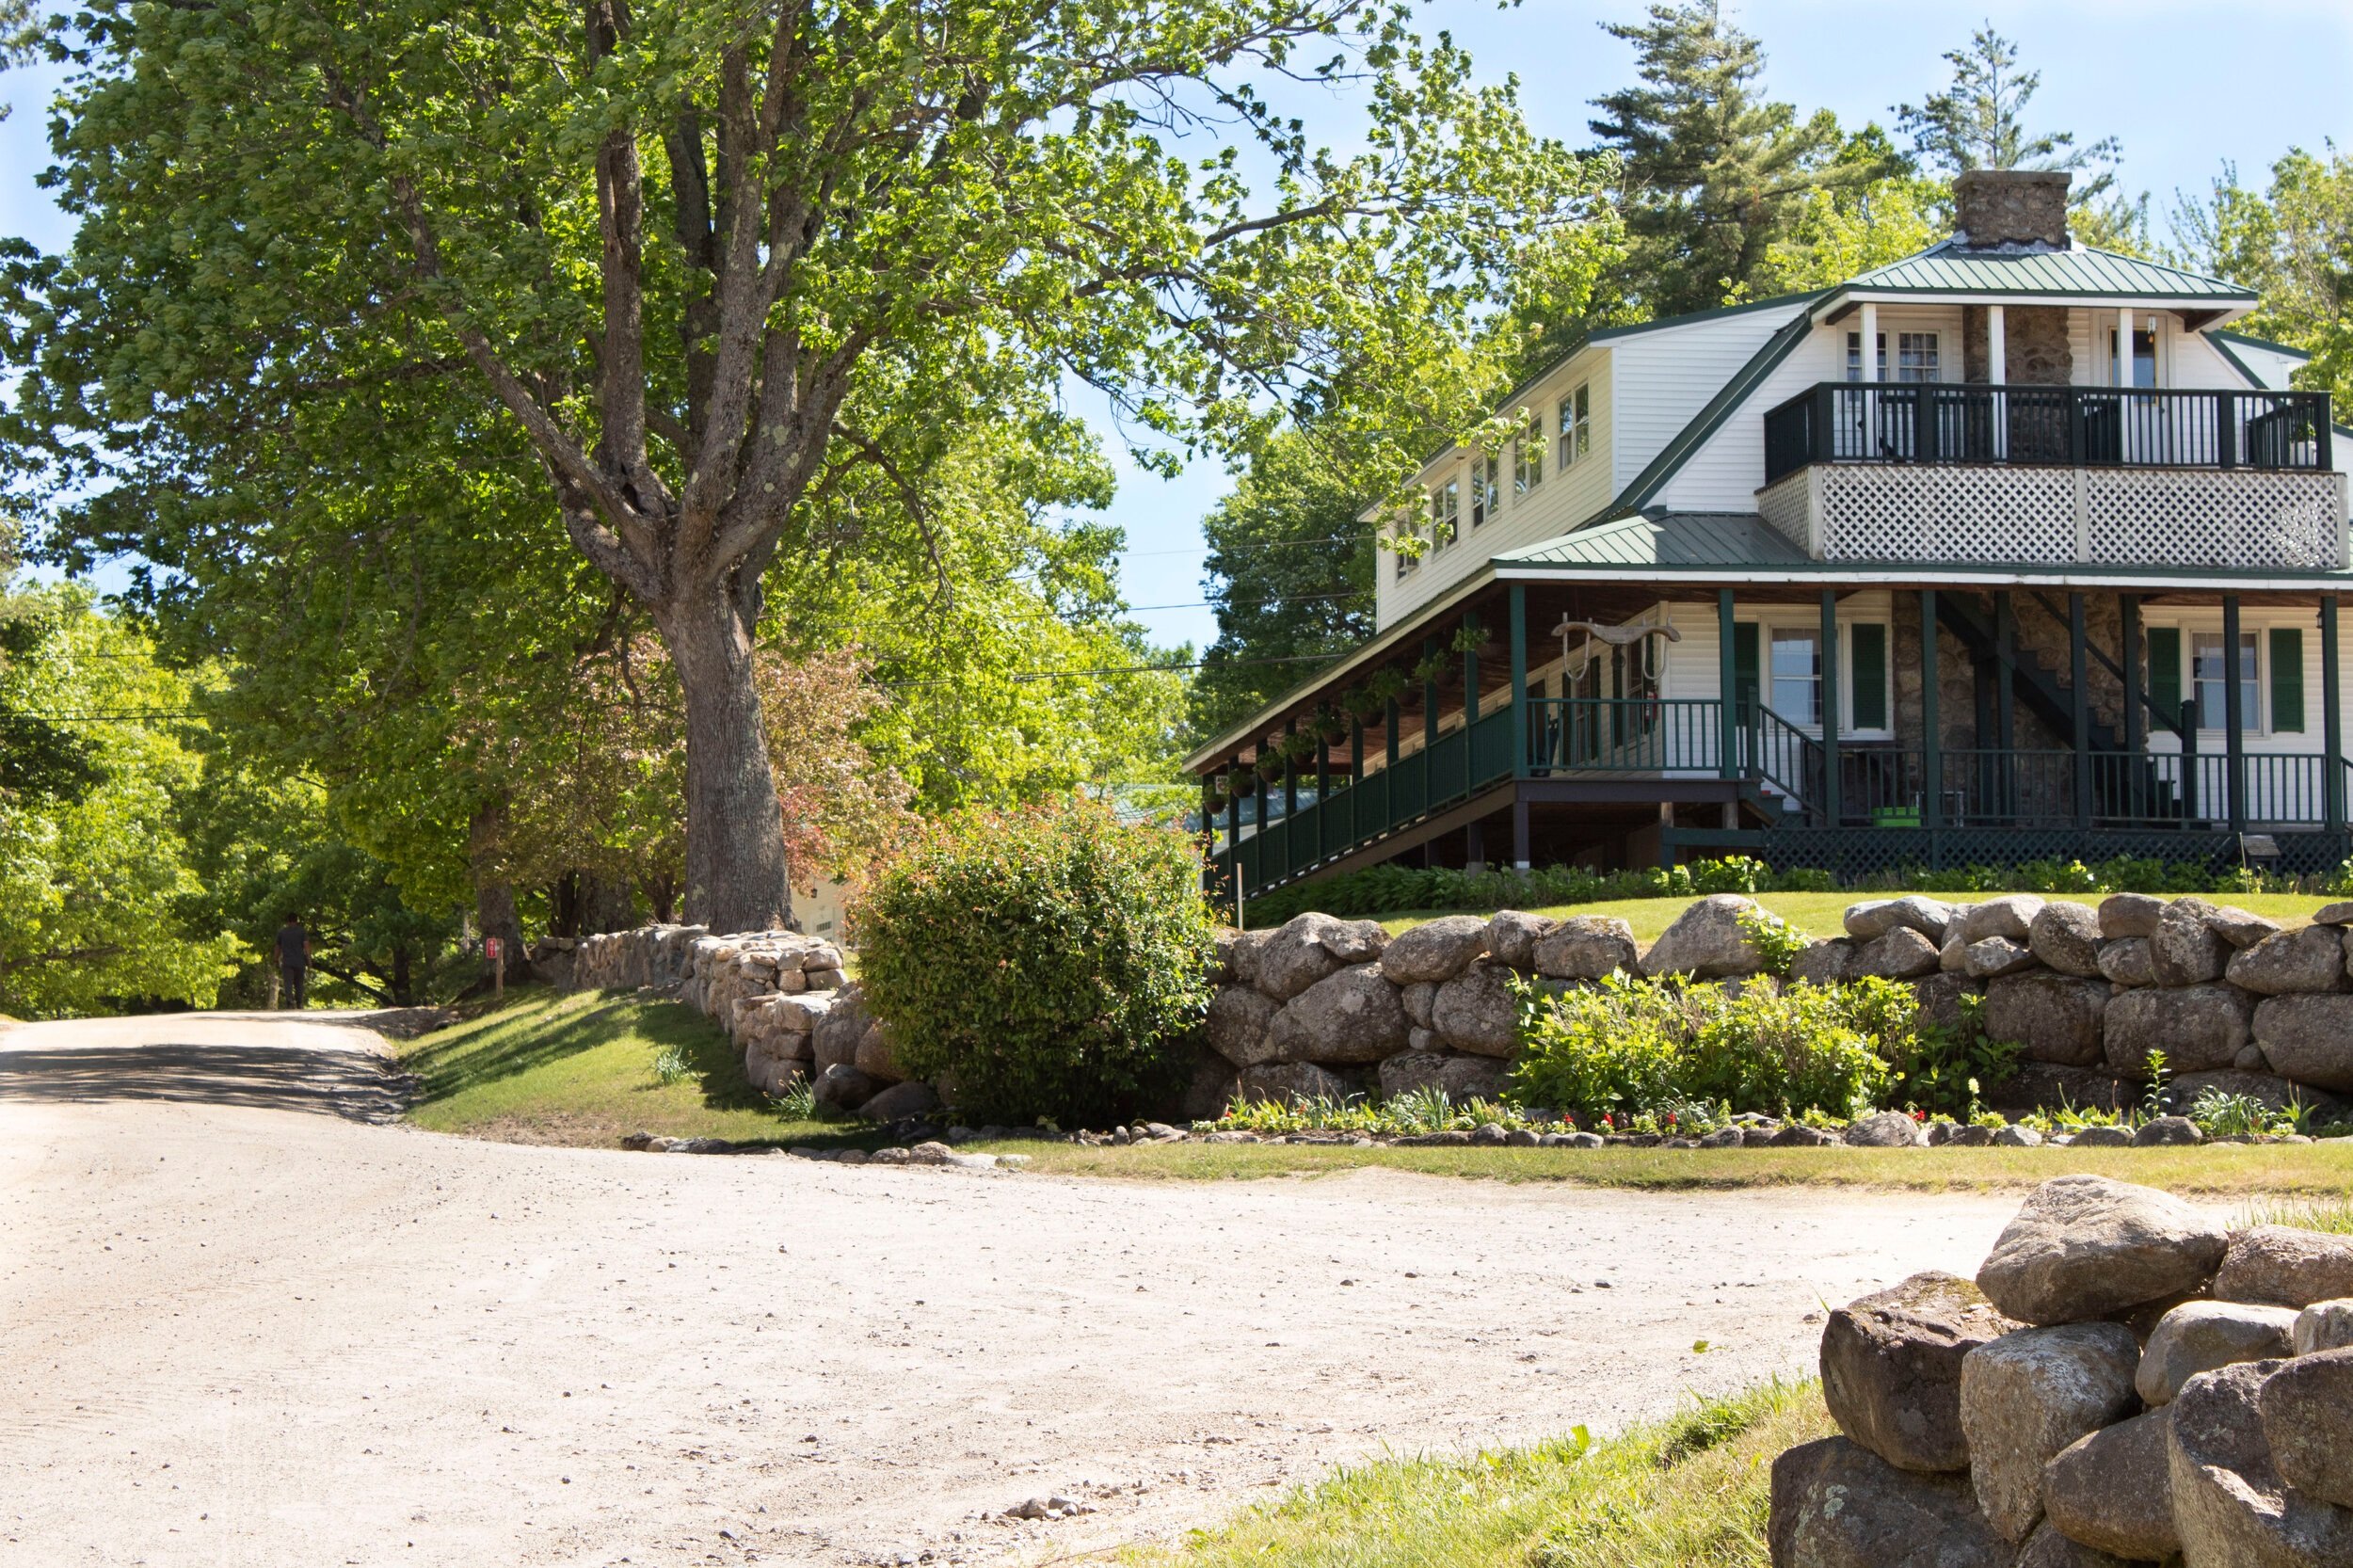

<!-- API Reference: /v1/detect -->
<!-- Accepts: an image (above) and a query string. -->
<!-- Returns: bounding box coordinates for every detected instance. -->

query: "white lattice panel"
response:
[1756,472,1812,552]
[1818,465,2075,563]
[2086,470,2347,570]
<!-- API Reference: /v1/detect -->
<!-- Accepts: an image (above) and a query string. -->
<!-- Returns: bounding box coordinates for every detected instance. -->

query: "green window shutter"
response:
[1732,622,1759,713]
[2148,627,2183,728]
[1850,624,1888,729]
[2270,627,2306,733]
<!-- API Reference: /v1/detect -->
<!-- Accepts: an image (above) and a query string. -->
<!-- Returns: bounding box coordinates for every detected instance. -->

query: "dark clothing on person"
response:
[277,922,308,1009]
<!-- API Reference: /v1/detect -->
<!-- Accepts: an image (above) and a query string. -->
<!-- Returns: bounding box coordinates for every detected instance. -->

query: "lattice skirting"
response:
[1750,826,2352,880]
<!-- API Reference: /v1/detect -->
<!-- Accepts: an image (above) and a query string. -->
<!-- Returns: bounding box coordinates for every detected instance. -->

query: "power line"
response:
[1126,587,1372,613]
[876,650,1344,691]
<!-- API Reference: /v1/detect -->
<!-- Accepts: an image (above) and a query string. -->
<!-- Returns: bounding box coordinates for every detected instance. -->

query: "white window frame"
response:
[1557,383,1592,469]
[2143,616,2292,742]
[1743,612,1894,739]
[1472,453,1499,528]
[1431,476,1460,552]
[1514,413,1544,495]
[1845,329,1944,385]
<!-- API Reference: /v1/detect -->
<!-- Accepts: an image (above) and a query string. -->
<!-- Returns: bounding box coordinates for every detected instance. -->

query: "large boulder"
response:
[1852,927,1944,981]
[2098,892,2165,940]
[1253,913,1388,1001]
[2041,1409,2179,1562]
[2296,1300,2353,1355]
[1267,964,1412,1064]
[1206,986,1283,1067]
[851,1020,902,1081]
[1847,896,1957,944]
[2136,1301,2299,1405]
[1375,1050,1507,1104]
[2103,984,2253,1076]
[2169,1069,2340,1120]
[1531,917,1638,981]
[1985,1063,2132,1117]
[1641,893,1768,979]
[1958,1322,2142,1542]
[1768,1436,2016,1568]
[1225,928,1273,989]
[856,1079,940,1123]
[1820,1272,2018,1474]
[1959,895,2046,945]
[1400,981,1436,1029]
[1378,915,1490,984]
[1484,910,1553,971]
[2169,1360,2353,1565]
[1845,1111,1928,1148]
[811,1061,886,1112]
[1234,1061,1349,1107]
[1976,1176,2229,1325]
[2094,937,2154,988]
[2209,904,2282,950]
[2213,1225,2353,1309]
[1966,937,2042,980]
[1984,973,2109,1069]
[2251,995,2353,1092]
[2150,897,2229,986]
[2316,901,2353,927]
[2026,904,2105,979]
[2259,1346,2353,1509]
[1913,973,1982,1036]
[1430,961,1519,1057]
[1790,939,1854,987]
[1178,1051,1240,1121]
[2226,925,2349,996]
[2011,1524,2131,1568]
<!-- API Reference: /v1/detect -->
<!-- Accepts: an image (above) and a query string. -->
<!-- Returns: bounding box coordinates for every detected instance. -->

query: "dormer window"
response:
[1431,478,1460,551]
[1558,384,1592,468]
[1845,331,1941,382]
[1514,413,1544,494]
[1472,454,1499,527]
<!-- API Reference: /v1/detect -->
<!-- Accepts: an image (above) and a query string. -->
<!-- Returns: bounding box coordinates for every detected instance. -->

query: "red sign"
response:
[486,937,503,961]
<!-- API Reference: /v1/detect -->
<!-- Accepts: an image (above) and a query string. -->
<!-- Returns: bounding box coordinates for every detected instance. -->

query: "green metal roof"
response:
[1497,512,1811,569]
[1843,242,2254,301]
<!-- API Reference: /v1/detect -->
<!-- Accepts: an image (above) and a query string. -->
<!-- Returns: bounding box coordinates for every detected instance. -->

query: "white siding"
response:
[1606,304,1812,495]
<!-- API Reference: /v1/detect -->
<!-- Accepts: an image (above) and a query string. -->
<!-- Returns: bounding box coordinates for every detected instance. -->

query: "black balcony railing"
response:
[1763,382,2333,486]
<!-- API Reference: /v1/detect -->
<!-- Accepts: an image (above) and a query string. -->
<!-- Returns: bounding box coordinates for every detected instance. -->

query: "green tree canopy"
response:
[5,0,1587,932]
[2173,148,2353,408]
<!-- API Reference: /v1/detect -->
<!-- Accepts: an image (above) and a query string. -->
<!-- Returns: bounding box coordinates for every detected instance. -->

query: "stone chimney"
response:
[1952,169,2073,249]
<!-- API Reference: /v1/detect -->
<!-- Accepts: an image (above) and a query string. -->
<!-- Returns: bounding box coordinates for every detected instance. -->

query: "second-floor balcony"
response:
[1758,382,2346,571]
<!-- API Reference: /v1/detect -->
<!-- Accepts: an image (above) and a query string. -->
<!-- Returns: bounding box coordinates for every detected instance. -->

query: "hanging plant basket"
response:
[1342,684,1386,723]
[1312,703,1349,745]
[1223,761,1256,796]
[1255,749,1289,783]
[1415,650,1460,689]
[1449,624,1486,656]
[1277,730,1318,766]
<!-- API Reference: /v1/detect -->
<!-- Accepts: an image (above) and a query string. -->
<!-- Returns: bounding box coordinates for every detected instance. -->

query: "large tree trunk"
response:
[468,800,531,976]
[581,872,636,934]
[659,585,792,934]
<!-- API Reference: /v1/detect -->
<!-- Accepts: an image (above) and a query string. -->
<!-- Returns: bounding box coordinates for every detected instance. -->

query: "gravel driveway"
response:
[0,1012,2019,1565]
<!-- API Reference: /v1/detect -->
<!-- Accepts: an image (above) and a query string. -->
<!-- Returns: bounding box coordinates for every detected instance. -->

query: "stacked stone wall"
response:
[1772,1176,2353,1565]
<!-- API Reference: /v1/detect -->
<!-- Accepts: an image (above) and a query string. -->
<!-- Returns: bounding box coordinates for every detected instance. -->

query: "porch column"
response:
[1422,636,1440,751]
[1995,592,2017,822]
[1223,763,1241,882]
[2121,594,2144,820]
[1718,588,1738,779]
[1921,589,1942,830]
[2117,307,2134,388]
[1462,612,1482,720]
[2324,595,2345,835]
[1315,736,1330,860]
[1350,718,1365,786]
[1859,302,1879,456]
[2070,592,2092,827]
[2224,593,2247,832]
[1986,305,2006,380]
[1820,589,1842,828]
[1283,718,1299,821]
[1509,585,1530,778]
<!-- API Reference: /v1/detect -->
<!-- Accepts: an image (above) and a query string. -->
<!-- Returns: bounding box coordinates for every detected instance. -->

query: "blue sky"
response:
[8,1,2352,646]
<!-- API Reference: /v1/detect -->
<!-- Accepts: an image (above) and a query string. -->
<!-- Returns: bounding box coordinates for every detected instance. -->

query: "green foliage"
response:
[1872,987,2021,1121]
[1736,907,1809,979]
[855,799,1216,1126]
[2186,1089,2291,1140]
[2143,1050,2173,1123]
[1206,1088,1533,1137]
[0,589,240,1016]
[1508,973,1887,1126]
[1890,856,2279,897]
[2171,146,2353,409]
[1244,856,1791,924]
[651,1047,695,1087]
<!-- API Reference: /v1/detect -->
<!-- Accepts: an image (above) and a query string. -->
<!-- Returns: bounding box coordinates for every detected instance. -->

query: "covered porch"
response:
[1191,550,2353,900]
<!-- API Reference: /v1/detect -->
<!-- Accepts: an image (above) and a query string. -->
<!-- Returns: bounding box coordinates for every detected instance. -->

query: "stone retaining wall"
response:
[1201,892,2353,1118]
[568,924,940,1123]
[1771,1175,2353,1565]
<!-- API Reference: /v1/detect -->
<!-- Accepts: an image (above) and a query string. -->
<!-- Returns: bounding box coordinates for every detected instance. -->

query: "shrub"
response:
[1508,973,1887,1124]
[854,798,1216,1126]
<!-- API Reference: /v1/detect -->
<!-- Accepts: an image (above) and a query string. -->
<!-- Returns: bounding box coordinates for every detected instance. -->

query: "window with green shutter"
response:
[2147,627,2183,731]
[1732,622,1759,716]
[1849,623,1889,730]
[2270,627,2305,733]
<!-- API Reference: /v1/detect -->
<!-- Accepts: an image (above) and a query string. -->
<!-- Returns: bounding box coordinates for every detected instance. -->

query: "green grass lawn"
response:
[1374,889,2329,942]
[976,1133,2353,1195]
[398,987,876,1150]
[1138,1378,1830,1568]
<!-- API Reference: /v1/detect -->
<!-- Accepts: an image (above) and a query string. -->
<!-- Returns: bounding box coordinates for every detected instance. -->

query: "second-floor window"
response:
[1558,384,1592,469]
[1472,454,1499,527]
[1515,414,1544,494]
[1845,331,1941,382]
[1431,479,1460,552]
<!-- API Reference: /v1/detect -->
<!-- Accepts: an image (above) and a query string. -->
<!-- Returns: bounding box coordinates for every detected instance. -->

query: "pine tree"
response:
[1590,1,1873,317]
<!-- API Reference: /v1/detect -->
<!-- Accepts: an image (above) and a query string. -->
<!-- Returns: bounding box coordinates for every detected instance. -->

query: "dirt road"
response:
[0,1012,2022,1566]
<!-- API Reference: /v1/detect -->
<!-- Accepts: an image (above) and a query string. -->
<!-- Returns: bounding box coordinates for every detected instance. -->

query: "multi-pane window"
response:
[2191,632,2260,730]
[1472,454,1500,528]
[1431,479,1460,552]
[1770,628,1822,727]
[1514,413,1544,495]
[1558,384,1592,469]
[1844,331,1941,382]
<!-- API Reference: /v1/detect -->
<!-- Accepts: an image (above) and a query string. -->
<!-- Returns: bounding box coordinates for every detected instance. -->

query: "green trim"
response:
[2211,328,2313,363]
[1585,289,1831,342]
[2272,626,2307,733]
[2205,331,2276,392]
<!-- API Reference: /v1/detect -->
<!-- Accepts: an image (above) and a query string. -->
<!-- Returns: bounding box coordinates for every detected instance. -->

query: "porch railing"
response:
[1763,382,2333,486]
[1526,697,1723,774]
[1760,746,2344,829]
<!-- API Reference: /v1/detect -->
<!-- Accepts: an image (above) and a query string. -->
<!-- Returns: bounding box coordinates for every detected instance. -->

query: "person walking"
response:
[275,913,310,1010]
